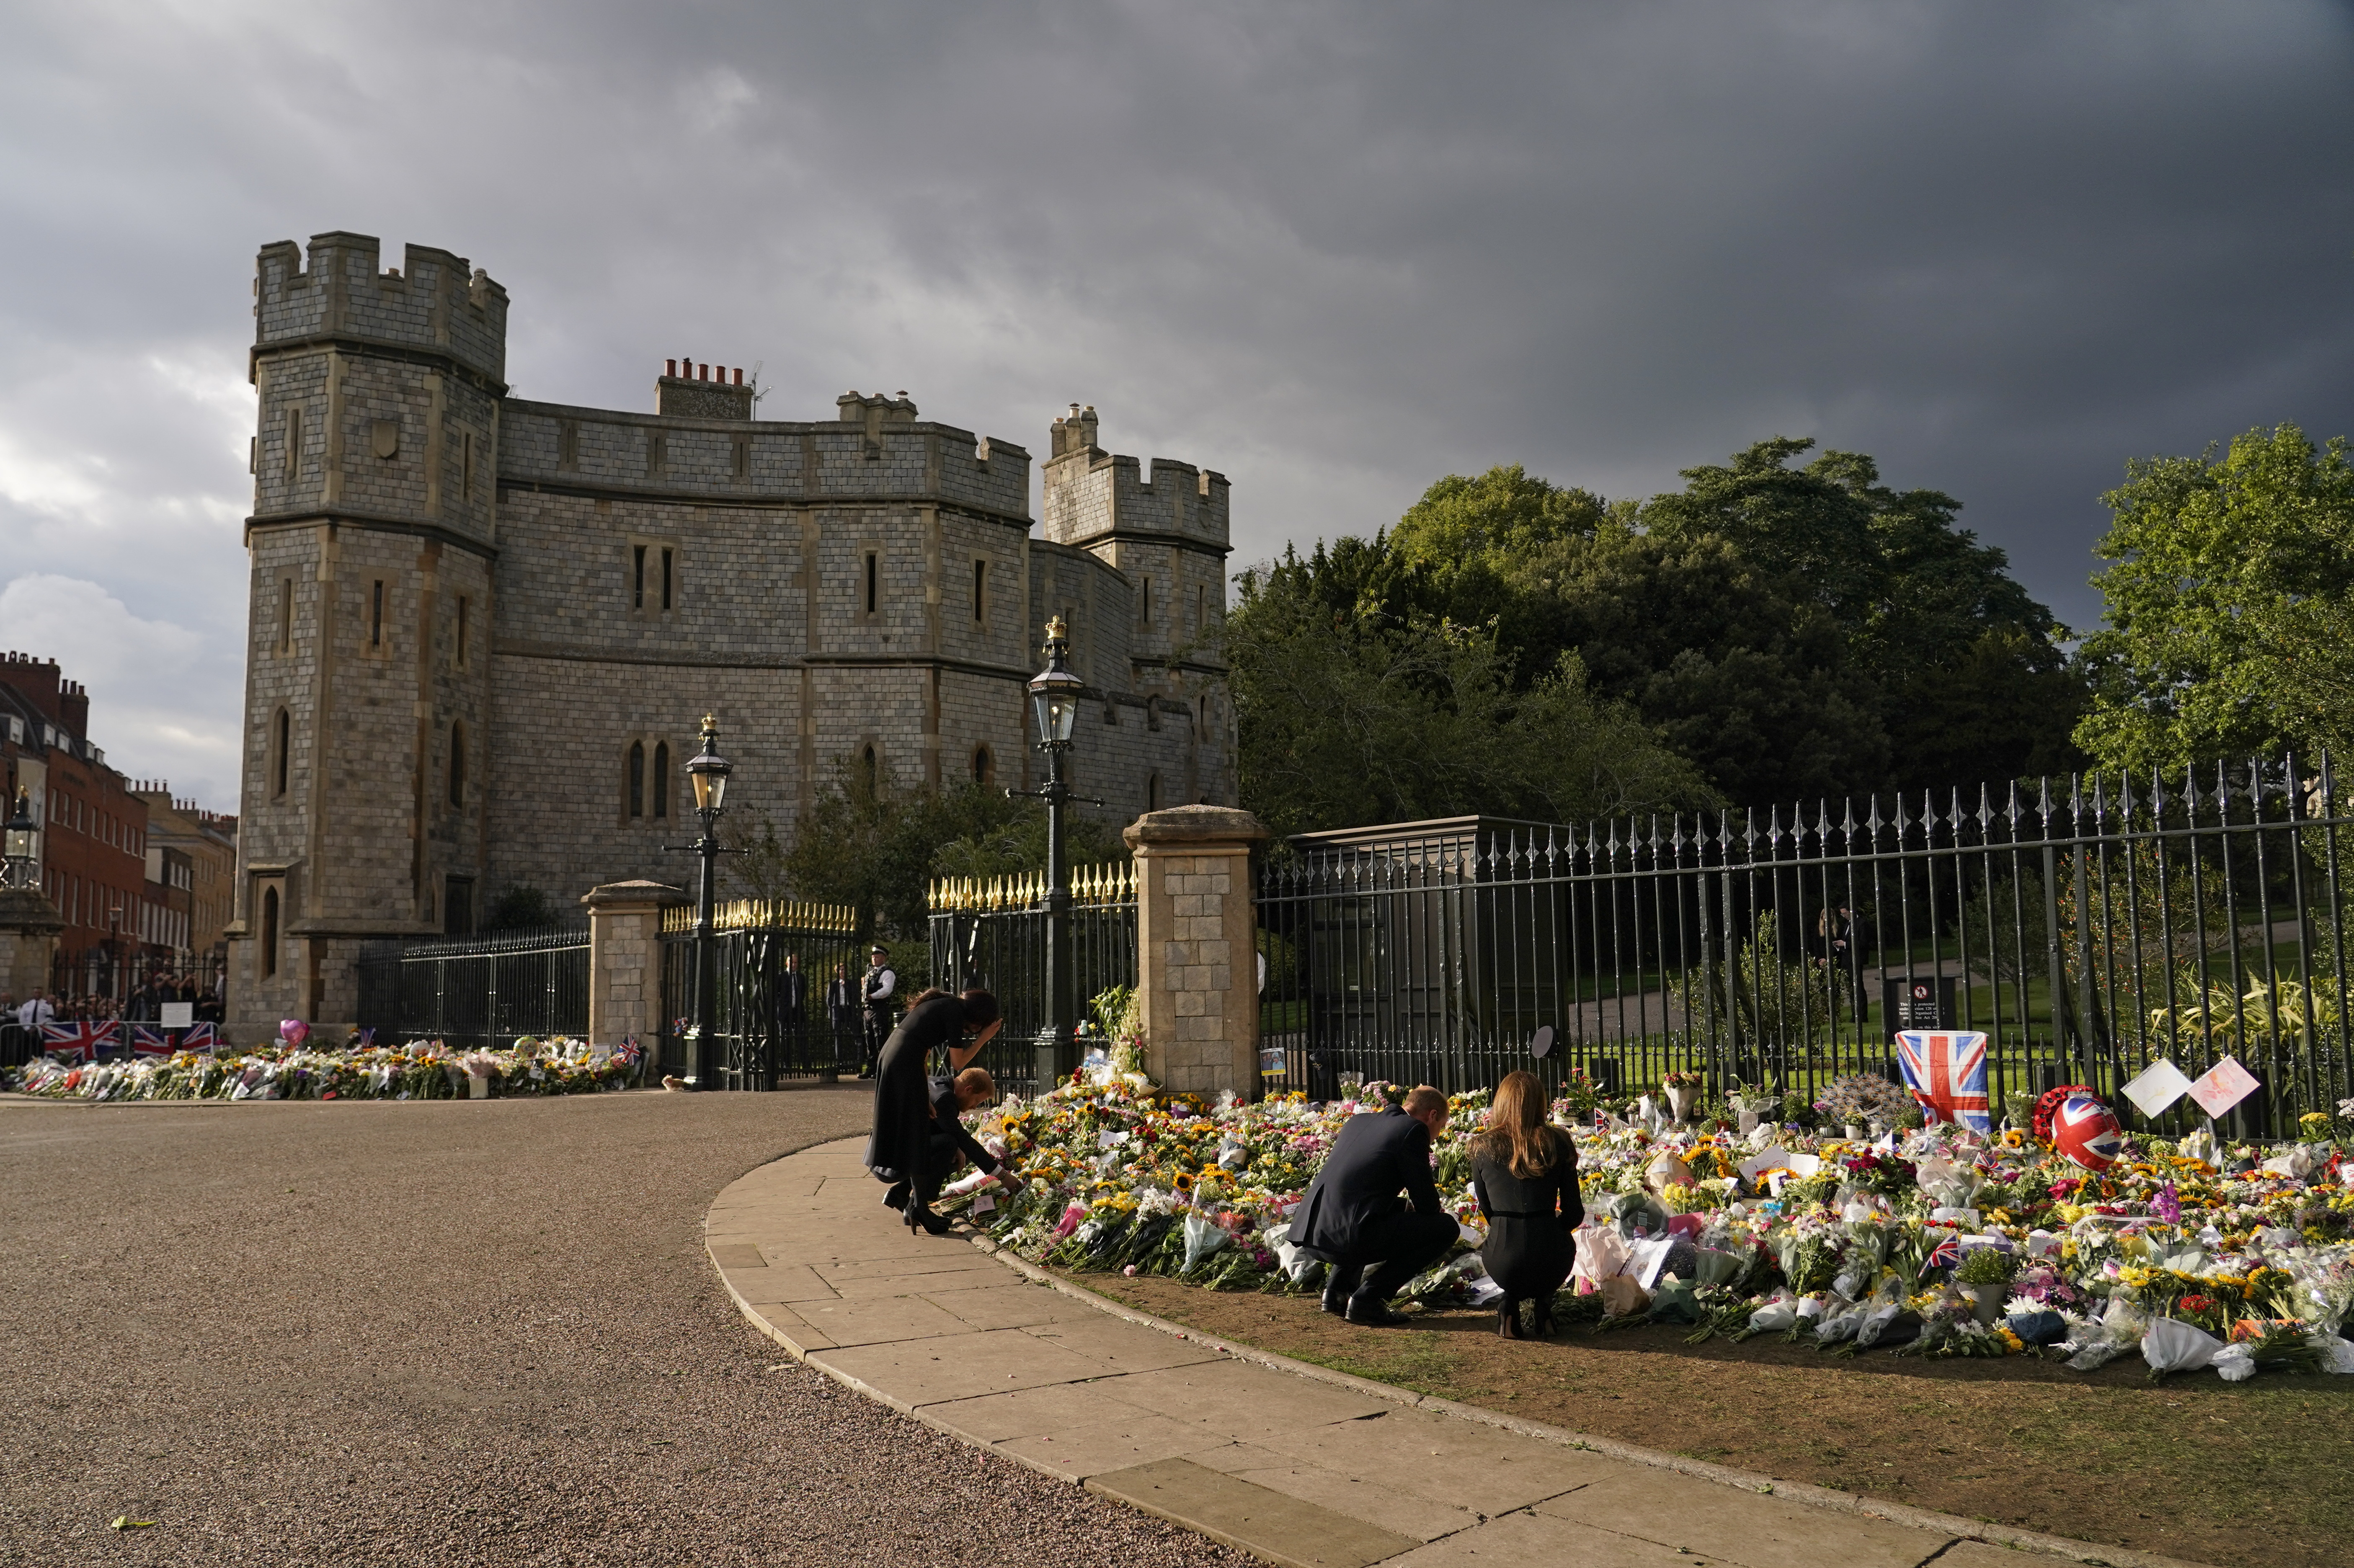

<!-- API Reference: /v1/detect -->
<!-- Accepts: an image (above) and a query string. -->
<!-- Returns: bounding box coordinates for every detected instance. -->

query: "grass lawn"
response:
[1071,1269,2354,1568]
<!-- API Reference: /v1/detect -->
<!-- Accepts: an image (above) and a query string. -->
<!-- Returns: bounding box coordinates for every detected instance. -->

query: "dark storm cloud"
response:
[3,2,2348,805]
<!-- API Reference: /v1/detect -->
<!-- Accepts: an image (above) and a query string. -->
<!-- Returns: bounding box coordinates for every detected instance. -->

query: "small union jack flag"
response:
[1896,1029,1992,1134]
[41,1021,116,1063]
[1926,1233,1962,1271]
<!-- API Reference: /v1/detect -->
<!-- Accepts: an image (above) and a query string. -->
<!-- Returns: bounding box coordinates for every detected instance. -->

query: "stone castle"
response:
[229,231,1234,1037]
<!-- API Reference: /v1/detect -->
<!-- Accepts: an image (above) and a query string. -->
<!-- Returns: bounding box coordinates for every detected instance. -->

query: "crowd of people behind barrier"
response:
[1,971,225,1065]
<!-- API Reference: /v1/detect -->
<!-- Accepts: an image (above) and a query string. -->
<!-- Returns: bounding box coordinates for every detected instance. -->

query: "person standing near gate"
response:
[860,945,896,1078]
[825,962,860,1075]
[777,952,808,1072]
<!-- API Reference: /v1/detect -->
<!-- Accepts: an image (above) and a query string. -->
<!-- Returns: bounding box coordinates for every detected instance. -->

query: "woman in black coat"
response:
[866,987,1004,1234]
[1471,1069,1583,1339]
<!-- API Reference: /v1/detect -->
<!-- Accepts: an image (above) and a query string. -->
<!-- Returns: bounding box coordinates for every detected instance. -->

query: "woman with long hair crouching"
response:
[1471,1069,1583,1338]
[864,985,1009,1235]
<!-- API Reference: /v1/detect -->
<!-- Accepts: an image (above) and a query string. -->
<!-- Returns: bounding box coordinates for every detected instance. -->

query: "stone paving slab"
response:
[709,1137,2220,1568]
[1089,1457,1422,1568]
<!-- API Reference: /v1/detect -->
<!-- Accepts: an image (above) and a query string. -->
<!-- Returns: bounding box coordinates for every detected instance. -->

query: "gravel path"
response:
[0,1089,1249,1568]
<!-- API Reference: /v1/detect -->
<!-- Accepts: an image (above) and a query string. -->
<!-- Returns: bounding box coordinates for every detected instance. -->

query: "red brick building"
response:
[0,652,157,999]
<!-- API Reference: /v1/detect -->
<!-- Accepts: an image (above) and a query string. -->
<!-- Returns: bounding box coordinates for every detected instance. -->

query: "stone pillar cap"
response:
[581,879,690,908]
[0,887,66,934]
[1124,804,1271,849]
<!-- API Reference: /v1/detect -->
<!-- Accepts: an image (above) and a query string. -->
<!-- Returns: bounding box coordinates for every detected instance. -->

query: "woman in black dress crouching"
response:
[1471,1069,1583,1338]
[865,986,1007,1235]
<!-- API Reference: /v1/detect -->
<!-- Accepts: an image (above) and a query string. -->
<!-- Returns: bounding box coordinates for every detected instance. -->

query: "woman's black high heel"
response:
[1497,1299,1523,1339]
[906,1204,953,1237]
[1529,1296,1554,1338]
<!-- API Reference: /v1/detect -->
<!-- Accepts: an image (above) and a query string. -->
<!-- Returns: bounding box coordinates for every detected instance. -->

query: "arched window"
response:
[627,741,645,818]
[260,885,279,979]
[448,721,465,808]
[272,709,290,798]
[972,746,992,785]
[859,744,879,797]
[652,741,670,818]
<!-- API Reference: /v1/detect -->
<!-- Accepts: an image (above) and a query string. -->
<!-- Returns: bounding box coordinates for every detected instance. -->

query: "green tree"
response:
[1226,559,1712,835]
[761,760,1128,941]
[2077,424,2354,774]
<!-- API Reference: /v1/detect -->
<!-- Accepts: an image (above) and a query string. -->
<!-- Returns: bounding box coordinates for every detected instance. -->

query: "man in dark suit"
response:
[1289,1085,1456,1326]
[776,952,808,1073]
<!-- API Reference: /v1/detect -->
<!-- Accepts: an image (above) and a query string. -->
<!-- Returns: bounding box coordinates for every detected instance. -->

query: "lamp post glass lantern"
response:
[2,789,37,890]
[665,714,736,1090]
[1014,617,1100,1086]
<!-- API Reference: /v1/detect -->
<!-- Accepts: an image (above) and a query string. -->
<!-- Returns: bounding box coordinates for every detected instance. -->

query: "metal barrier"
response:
[1257,756,2352,1132]
[656,900,862,1089]
[928,864,1138,1099]
[355,924,590,1047]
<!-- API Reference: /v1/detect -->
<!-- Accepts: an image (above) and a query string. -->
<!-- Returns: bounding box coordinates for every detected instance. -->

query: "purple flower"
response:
[2154,1181,2180,1224]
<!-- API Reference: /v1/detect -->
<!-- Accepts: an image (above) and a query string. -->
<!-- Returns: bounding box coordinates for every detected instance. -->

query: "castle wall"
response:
[232,230,1236,1037]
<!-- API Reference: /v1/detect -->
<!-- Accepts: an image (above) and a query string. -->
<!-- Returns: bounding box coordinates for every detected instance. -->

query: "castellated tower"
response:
[1040,406,1234,807]
[230,233,506,1034]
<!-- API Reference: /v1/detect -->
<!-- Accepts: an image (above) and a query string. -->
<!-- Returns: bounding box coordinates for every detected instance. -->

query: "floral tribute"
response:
[5,1035,640,1103]
[946,1065,2354,1383]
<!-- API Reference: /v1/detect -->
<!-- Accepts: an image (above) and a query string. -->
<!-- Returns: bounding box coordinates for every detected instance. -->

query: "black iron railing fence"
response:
[928,864,1138,1099]
[356,924,591,1047]
[656,899,862,1088]
[1257,755,2351,1133]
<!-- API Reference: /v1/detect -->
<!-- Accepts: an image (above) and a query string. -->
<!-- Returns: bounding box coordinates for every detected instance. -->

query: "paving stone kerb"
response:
[1125,805,1270,1099]
[706,1137,2220,1568]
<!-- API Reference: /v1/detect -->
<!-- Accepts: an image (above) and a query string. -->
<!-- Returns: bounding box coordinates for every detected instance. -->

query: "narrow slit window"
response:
[865,552,878,616]
[284,407,301,477]
[633,545,646,610]
[627,741,645,818]
[732,436,749,479]
[261,886,279,978]
[1141,576,1152,625]
[462,431,474,497]
[272,709,290,798]
[973,559,987,623]
[972,746,991,784]
[455,596,470,667]
[653,741,670,818]
[448,720,465,809]
[661,548,674,612]
[559,419,579,469]
[277,579,293,653]
[370,580,384,647]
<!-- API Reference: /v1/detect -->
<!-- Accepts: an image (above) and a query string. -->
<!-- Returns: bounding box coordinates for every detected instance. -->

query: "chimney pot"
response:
[699,363,709,380]
[733,367,743,386]
[666,359,676,377]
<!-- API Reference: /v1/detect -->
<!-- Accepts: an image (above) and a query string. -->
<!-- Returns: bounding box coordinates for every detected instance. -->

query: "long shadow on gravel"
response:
[0,1091,1247,1568]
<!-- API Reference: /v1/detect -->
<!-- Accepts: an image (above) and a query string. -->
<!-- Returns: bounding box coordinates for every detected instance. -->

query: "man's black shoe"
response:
[1345,1295,1409,1327]
[1319,1283,1350,1316]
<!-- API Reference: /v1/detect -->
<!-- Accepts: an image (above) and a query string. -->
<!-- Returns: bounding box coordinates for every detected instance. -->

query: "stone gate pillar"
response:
[1124,805,1270,1099]
[583,881,687,1052]
[0,886,65,1006]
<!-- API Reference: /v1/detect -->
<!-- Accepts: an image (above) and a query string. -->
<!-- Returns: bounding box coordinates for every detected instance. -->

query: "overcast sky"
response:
[3,2,2349,811]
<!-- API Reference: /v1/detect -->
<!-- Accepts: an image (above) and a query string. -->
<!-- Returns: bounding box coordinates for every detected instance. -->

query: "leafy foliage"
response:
[739,758,1128,940]
[1229,441,2084,825]
[2077,423,2354,773]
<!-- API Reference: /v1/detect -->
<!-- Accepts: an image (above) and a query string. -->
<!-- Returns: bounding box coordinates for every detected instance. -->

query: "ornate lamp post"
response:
[2,790,38,890]
[666,715,734,1090]
[1013,618,1097,1087]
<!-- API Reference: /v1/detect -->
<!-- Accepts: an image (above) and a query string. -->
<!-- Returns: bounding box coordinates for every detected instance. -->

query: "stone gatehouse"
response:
[229,231,1234,1036]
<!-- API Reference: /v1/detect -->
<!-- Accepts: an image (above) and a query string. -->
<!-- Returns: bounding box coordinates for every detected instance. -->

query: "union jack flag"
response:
[129,1023,218,1055]
[40,1021,117,1063]
[1926,1232,1962,1271]
[1896,1029,1992,1134]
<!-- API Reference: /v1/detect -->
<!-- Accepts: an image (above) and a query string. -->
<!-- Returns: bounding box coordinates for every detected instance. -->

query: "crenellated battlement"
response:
[1041,403,1230,553]
[253,232,507,385]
